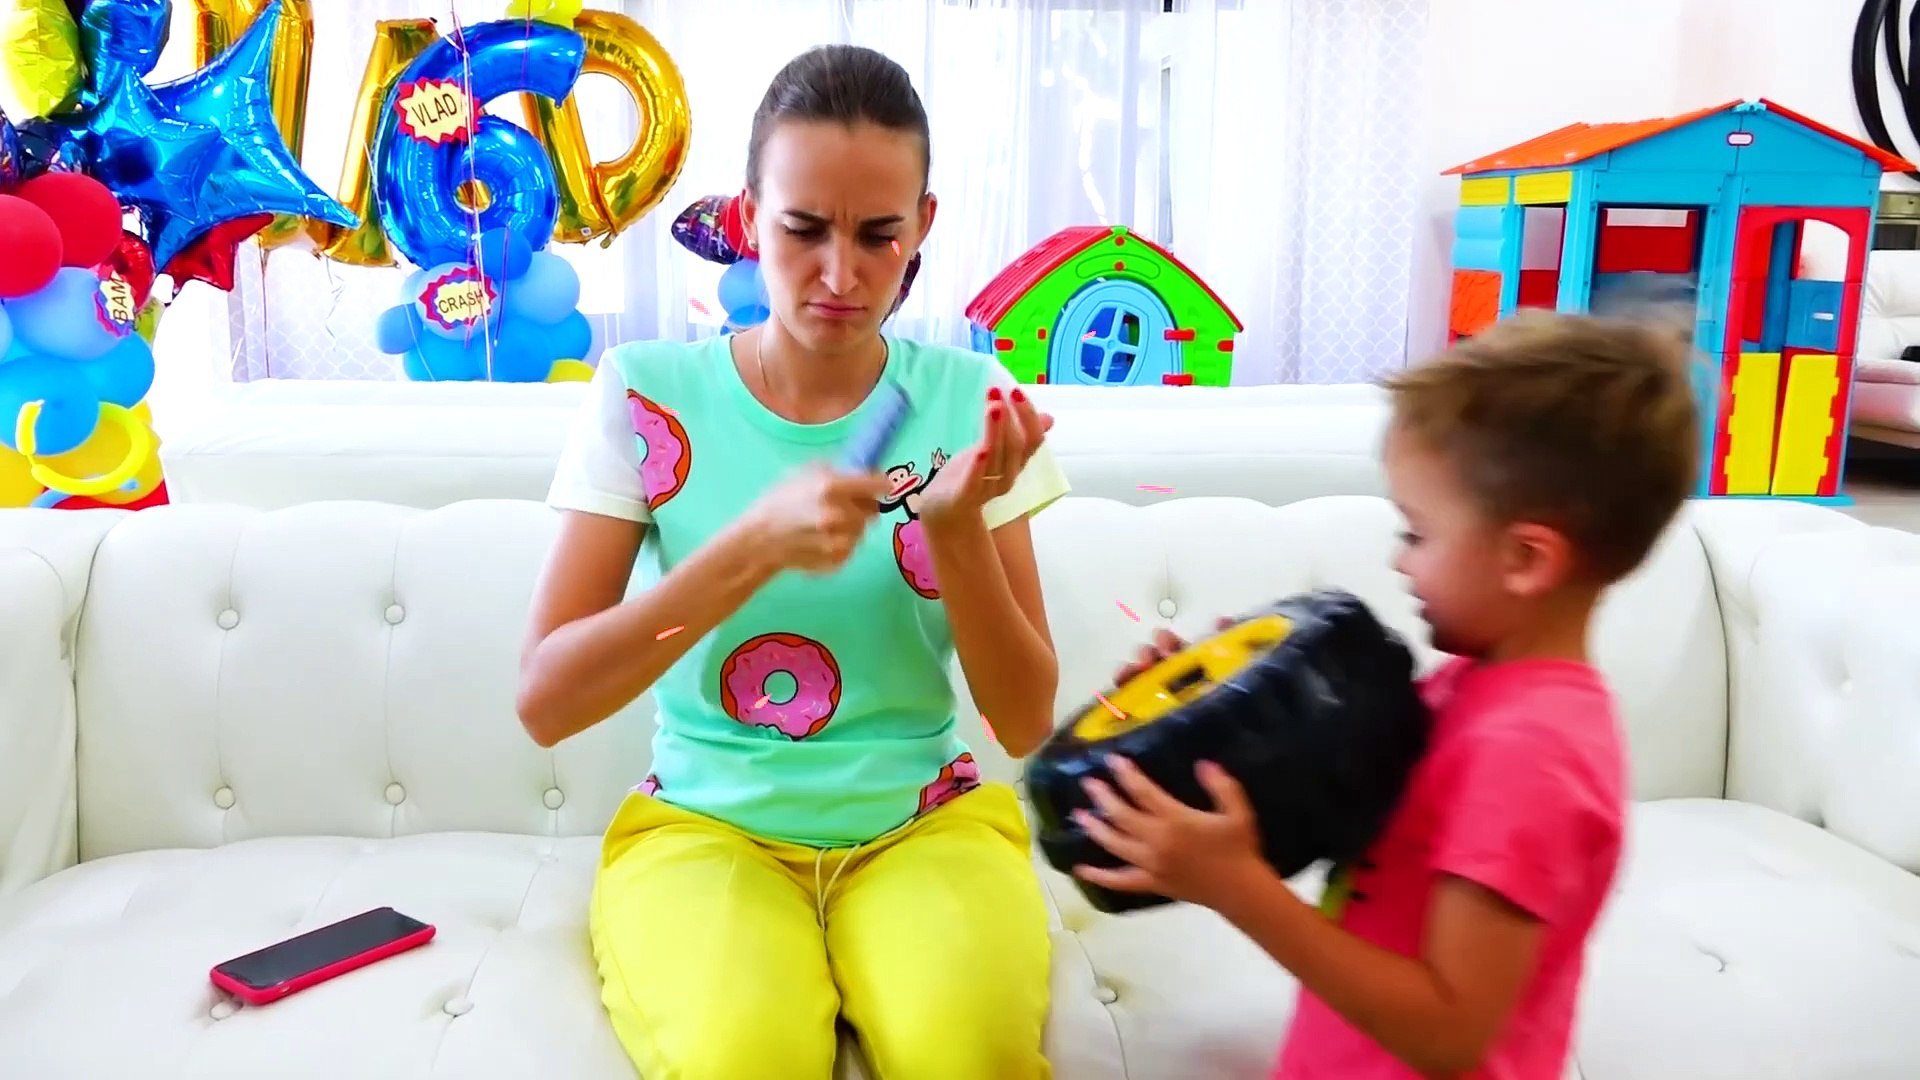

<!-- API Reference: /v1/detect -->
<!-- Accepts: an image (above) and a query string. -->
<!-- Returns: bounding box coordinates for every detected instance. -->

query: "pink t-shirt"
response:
[1273,657,1627,1080]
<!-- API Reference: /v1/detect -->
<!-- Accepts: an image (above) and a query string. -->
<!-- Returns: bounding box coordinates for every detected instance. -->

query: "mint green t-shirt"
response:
[546,334,1070,847]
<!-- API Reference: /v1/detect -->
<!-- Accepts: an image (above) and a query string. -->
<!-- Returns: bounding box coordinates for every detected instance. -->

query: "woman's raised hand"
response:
[745,465,894,575]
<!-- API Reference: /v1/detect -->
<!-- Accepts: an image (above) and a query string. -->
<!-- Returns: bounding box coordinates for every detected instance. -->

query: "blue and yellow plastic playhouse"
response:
[1444,99,1915,503]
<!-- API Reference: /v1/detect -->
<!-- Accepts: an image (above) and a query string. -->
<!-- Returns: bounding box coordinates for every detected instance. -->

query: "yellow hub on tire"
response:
[1071,614,1294,741]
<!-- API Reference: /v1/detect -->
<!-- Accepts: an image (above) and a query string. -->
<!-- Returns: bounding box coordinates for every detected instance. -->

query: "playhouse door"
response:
[1051,280,1176,387]
[1715,206,1868,499]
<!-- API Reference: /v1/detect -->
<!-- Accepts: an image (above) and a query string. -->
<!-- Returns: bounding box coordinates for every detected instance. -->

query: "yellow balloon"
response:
[519,10,691,246]
[0,0,83,120]
[191,0,317,251]
[546,359,594,383]
[505,0,584,26]
[15,401,155,498]
[0,445,41,509]
[308,19,439,267]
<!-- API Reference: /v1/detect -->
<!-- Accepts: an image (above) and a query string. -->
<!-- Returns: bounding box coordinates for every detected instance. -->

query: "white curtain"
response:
[154,0,1429,386]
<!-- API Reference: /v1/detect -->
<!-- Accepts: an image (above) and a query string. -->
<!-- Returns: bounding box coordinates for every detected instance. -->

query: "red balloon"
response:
[102,232,157,309]
[163,214,272,293]
[0,193,62,298]
[16,172,126,269]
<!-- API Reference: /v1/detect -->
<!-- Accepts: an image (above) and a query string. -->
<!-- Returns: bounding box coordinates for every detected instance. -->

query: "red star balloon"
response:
[163,214,273,292]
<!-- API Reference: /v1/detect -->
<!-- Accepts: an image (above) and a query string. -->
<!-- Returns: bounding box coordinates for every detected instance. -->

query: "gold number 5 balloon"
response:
[190,0,315,251]
[519,9,691,247]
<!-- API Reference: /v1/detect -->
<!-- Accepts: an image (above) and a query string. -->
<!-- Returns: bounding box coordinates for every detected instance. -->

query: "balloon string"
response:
[448,2,492,382]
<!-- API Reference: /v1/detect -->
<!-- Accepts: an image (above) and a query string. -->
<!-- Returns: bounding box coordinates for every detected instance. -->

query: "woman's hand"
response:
[917,385,1054,527]
[745,465,894,574]
[1073,755,1267,910]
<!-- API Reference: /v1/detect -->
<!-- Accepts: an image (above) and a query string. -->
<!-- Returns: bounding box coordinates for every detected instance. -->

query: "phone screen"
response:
[214,907,431,990]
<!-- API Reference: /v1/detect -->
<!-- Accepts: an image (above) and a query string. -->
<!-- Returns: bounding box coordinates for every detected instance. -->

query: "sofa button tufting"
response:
[384,783,406,805]
[543,787,565,810]
[1093,982,1119,1005]
[216,609,239,630]
[210,1000,237,1020]
[443,996,474,1017]
[213,786,235,809]
[1156,598,1177,619]
[384,604,405,625]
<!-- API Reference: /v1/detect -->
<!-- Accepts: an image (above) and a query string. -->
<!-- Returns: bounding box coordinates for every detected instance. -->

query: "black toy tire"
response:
[1025,589,1432,914]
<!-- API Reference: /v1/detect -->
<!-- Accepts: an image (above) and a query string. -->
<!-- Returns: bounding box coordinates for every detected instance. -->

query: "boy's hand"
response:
[1073,755,1268,910]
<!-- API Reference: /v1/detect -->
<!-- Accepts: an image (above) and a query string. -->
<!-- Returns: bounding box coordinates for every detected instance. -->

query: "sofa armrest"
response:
[0,548,79,897]
[1689,500,1920,871]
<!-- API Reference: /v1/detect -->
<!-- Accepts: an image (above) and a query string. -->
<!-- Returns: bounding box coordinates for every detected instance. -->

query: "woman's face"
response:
[741,119,935,353]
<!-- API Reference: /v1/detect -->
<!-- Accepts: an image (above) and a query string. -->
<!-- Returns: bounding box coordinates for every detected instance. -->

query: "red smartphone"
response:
[210,906,436,1005]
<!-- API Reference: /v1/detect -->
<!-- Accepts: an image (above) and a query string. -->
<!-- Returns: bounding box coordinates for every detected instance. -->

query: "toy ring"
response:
[15,401,156,498]
[1025,589,1433,914]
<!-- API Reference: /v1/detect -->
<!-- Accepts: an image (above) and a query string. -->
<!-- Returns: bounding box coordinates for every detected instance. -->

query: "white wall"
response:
[1407,0,1919,362]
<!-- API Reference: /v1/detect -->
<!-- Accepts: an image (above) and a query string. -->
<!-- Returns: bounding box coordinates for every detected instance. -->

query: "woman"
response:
[518,44,1067,1080]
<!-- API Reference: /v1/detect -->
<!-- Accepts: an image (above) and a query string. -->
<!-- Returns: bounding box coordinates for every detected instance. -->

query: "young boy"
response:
[1075,310,1701,1079]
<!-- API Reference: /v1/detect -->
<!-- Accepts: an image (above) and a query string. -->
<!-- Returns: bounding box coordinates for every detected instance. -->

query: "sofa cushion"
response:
[4,799,1916,1079]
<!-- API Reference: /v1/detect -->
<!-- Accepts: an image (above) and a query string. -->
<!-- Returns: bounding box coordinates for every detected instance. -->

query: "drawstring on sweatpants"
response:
[813,845,860,927]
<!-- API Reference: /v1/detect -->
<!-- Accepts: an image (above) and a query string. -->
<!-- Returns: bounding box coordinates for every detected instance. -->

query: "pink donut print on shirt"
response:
[626,389,691,511]
[718,632,843,739]
[917,752,981,815]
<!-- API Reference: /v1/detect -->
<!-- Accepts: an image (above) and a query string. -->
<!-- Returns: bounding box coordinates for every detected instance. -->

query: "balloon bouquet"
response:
[369,5,691,383]
[0,0,354,510]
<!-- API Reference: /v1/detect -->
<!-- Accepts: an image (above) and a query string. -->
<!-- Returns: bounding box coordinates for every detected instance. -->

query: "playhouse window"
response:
[1591,207,1702,316]
[1516,206,1566,309]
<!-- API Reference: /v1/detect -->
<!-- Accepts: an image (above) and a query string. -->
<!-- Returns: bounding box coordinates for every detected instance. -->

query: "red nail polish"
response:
[989,405,1003,421]
[1011,387,1026,403]
[988,386,1004,401]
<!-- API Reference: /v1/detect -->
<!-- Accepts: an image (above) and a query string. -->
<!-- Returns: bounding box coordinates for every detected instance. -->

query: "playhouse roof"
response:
[965,225,1244,330]
[1443,98,1916,175]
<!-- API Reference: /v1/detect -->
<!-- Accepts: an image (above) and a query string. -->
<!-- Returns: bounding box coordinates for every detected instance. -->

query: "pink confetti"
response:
[982,714,997,743]
[656,625,684,640]
[1136,484,1175,494]
[754,695,771,710]
[1116,600,1140,622]
[688,297,712,316]
[1094,692,1125,720]
[890,239,902,257]
[1083,331,1098,340]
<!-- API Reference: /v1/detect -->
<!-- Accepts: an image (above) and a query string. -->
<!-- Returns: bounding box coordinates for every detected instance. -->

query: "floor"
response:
[1844,442,1920,532]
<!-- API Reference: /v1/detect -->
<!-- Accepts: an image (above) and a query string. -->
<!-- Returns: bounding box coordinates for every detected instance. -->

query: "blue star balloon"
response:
[68,0,354,269]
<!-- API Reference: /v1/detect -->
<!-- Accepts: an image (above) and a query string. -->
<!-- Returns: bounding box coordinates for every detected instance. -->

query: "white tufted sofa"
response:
[151,378,1390,511]
[2,495,1918,1079]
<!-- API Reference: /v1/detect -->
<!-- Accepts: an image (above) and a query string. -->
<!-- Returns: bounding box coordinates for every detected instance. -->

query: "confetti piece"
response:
[754,695,771,710]
[1083,331,1098,340]
[1136,484,1176,494]
[890,239,901,256]
[656,625,685,640]
[1116,600,1140,622]
[689,297,712,316]
[982,714,997,743]
[1094,692,1125,720]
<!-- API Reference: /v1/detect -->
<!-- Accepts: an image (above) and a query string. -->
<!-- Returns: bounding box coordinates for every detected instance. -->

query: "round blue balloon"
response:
[406,331,484,382]
[487,317,554,383]
[718,259,769,328]
[551,310,592,361]
[4,268,125,360]
[0,354,100,456]
[0,303,13,359]
[372,20,585,269]
[475,226,535,281]
[375,305,421,354]
[80,333,155,408]
[505,253,581,325]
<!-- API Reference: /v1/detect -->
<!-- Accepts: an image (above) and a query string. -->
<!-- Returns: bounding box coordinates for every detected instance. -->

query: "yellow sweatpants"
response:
[589,781,1053,1080]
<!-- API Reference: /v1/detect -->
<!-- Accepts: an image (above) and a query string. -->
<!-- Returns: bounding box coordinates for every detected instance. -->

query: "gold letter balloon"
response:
[189,0,316,251]
[519,9,692,246]
[0,0,84,120]
[309,17,439,267]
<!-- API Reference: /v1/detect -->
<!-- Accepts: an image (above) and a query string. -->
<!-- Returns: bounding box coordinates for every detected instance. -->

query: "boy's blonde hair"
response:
[1381,309,1701,584]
